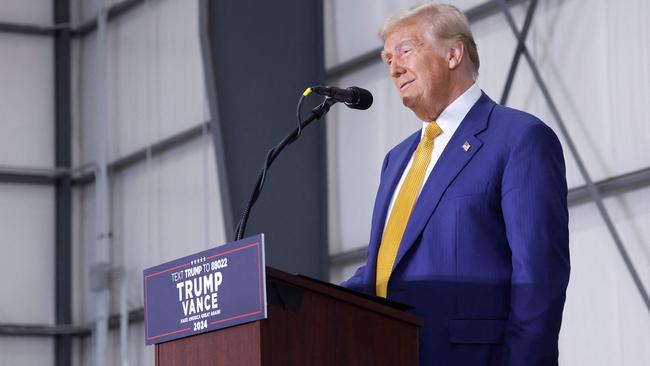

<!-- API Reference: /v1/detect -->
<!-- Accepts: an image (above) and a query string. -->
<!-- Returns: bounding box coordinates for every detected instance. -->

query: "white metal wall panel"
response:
[72,182,95,322]
[109,0,204,158]
[74,136,226,321]
[75,0,204,165]
[485,0,650,184]
[0,33,54,168]
[71,186,89,324]
[109,137,227,310]
[71,32,97,166]
[0,0,52,24]
[74,0,124,26]
[0,6,54,366]
[601,0,650,176]
[70,2,225,362]
[0,185,54,324]
[561,187,650,365]
[71,338,84,366]
[73,325,154,366]
[112,324,154,366]
[0,338,53,366]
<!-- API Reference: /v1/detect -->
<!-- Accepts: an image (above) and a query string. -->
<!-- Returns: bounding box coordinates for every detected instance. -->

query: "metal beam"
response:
[74,122,210,185]
[0,0,144,37]
[0,21,58,36]
[330,247,367,267]
[108,307,144,329]
[0,122,209,186]
[54,1,73,365]
[464,0,527,21]
[72,0,144,37]
[500,0,538,105]
[325,47,380,81]
[568,167,650,206]
[0,166,63,185]
[0,307,143,338]
[325,0,527,80]
[0,324,91,337]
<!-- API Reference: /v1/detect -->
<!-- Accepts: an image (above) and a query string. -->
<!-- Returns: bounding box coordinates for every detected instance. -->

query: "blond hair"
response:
[379,3,480,79]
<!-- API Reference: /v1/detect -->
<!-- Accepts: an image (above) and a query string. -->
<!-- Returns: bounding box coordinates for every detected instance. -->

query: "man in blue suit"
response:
[342,3,570,365]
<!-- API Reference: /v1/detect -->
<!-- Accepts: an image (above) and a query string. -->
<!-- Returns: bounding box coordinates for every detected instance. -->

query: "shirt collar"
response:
[421,82,482,139]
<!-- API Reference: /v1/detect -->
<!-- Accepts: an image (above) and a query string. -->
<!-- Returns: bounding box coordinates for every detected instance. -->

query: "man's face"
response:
[382,22,451,117]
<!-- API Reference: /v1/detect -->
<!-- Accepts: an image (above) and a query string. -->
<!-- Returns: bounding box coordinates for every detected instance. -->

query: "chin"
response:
[401,95,417,109]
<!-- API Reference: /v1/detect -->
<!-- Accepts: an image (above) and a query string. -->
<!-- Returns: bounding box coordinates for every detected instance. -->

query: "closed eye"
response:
[400,47,413,56]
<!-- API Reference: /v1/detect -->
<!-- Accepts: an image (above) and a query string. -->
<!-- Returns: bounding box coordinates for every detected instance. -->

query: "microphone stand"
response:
[234,97,337,241]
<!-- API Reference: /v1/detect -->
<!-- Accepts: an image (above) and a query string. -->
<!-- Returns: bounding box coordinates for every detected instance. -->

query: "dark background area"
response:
[209,0,328,280]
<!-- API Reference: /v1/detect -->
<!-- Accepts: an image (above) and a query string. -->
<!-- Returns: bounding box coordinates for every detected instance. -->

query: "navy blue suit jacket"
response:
[342,93,570,365]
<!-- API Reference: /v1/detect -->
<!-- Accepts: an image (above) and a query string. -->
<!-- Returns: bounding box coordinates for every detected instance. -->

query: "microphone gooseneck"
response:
[234,85,373,241]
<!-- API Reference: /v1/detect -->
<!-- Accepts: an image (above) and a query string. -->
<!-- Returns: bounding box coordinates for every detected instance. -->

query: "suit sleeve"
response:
[340,151,392,294]
[500,122,570,365]
[340,263,369,293]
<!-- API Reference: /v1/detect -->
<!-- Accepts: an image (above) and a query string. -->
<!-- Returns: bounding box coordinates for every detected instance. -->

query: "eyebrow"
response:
[396,40,419,49]
[381,39,420,63]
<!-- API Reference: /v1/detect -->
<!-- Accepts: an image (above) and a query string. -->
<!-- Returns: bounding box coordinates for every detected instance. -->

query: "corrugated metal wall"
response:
[0,1,56,365]
[70,1,226,365]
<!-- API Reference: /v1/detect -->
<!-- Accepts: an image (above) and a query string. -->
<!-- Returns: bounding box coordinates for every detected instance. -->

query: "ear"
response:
[447,40,465,71]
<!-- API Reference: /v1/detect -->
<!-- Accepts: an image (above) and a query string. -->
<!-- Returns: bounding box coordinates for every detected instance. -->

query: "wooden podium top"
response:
[266,267,423,327]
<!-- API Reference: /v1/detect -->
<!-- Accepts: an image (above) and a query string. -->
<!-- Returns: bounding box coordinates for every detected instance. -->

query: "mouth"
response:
[399,80,414,92]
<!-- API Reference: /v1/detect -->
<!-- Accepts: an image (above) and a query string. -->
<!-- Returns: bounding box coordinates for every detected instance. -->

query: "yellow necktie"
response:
[375,121,442,298]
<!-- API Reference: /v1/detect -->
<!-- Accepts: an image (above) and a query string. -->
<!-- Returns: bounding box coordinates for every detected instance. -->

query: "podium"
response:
[155,267,423,365]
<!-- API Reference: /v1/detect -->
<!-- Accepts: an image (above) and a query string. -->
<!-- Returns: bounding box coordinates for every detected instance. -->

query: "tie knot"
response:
[424,121,442,141]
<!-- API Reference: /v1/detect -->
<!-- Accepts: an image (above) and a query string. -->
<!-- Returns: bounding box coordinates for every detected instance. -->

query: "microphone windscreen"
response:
[347,87,373,110]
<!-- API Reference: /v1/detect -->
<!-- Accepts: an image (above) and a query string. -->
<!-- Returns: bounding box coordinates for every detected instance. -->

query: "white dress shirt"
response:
[384,83,482,229]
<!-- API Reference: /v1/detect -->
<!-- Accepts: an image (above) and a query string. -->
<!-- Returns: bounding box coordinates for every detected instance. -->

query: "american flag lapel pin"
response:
[462,141,471,152]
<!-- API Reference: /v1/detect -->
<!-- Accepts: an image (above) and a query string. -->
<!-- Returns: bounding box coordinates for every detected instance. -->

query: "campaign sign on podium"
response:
[143,234,267,345]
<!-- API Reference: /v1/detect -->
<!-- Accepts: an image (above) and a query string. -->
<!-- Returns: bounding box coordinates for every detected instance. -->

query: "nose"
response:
[389,58,405,78]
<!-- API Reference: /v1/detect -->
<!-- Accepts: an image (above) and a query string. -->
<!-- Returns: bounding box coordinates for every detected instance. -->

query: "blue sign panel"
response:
[143,234,266,345]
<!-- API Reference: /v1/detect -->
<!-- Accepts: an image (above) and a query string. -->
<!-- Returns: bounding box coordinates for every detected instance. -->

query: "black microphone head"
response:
[346,87,373,110]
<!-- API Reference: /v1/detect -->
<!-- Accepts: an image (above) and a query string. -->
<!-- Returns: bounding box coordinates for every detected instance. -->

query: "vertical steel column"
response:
[54,0,72,365]
[496,0,650,313]
[500,0,538,105]
[93,1,111,366]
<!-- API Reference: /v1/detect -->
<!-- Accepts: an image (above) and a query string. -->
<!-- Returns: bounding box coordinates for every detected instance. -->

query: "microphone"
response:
[235,84,372,240]
[310,85,373,110]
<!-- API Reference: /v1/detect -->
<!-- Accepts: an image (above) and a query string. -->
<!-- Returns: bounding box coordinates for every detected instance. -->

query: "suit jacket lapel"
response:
[391,93,496,272]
